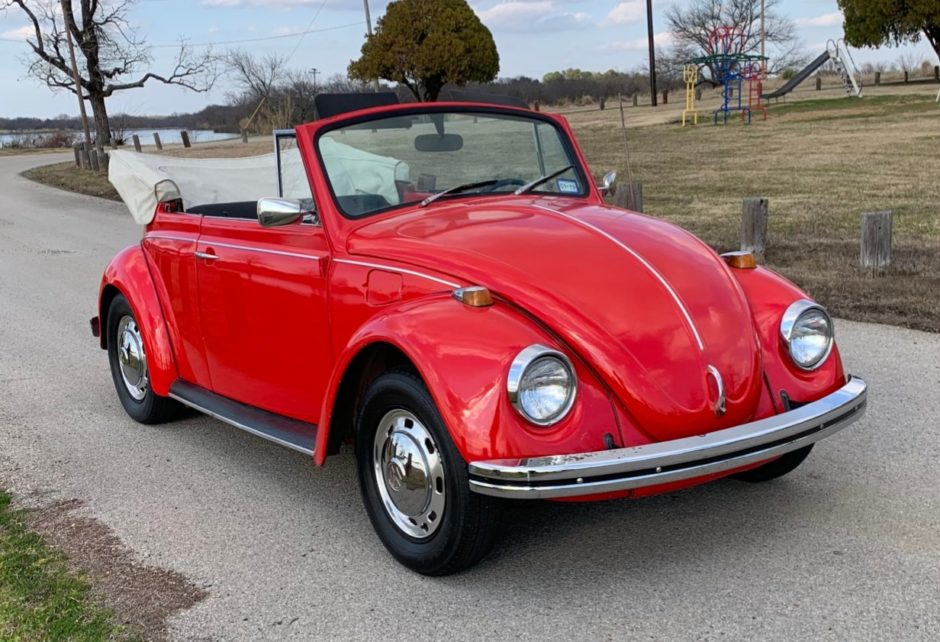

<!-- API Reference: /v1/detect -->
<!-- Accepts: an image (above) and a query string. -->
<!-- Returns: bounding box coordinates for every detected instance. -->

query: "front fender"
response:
[733,266,847,407]
[317,294,620,465]
[98,244,178,396]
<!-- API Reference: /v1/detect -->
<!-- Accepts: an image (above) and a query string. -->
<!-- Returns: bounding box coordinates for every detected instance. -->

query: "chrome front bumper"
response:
[469,376,867,499]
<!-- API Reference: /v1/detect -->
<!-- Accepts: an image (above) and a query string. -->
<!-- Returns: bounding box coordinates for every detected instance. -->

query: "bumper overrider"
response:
[469,376,867,499]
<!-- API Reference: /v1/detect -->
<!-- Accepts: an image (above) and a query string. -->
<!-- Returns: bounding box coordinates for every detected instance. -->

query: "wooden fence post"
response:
[860,211,893,272]
[614,182,643,213]
[662,90,668,105]
[599,96,606,110]
[903,70,909,83]
[73,143,82,168]
[632,94,638,107]
[153,132,163,150]
[741,198,769,258]
[89,148,99,172]
[935,65,939,82]
[874,71,881,86]
[815,76,822,91]
[180,130,191,148]
[80,143,91,169]
[132,134,141,153]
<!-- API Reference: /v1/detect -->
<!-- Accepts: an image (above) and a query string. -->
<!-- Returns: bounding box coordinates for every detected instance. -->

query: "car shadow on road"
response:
[151,410,841,584]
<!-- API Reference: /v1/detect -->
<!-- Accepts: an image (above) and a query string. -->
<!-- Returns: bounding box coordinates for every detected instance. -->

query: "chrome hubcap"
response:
[117,315,148,401]
[373,409,445,539]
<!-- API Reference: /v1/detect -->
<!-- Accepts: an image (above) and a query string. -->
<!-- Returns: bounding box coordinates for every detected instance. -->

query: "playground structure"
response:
[682,65,699,126]
[687,27,768,125]
[763,39,863,100]
[683,29,864,126]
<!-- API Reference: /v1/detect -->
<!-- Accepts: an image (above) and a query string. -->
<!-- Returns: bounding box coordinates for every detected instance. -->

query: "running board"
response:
[169,381,317,456]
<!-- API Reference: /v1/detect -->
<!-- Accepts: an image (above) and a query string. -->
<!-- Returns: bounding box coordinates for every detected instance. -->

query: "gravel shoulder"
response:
[0,152,938,641]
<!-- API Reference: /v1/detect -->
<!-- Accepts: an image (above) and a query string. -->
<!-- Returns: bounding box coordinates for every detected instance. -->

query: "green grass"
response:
[21,162,120,201]
[765,94,939,123]
[0,492,129,641]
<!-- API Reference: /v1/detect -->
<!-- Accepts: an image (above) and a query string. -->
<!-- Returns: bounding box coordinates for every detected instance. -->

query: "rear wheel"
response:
[355,370,501,575]
[106,295,178,424]
[732,445,814,482]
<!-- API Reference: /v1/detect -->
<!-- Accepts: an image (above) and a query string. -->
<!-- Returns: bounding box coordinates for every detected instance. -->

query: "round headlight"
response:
[508,345,577,426]
[780,300,834,370]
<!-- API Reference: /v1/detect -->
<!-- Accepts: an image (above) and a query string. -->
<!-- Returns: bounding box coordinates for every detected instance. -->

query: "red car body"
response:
[94,101,867,572]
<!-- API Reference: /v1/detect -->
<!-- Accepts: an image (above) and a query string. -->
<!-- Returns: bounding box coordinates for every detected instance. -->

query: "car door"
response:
[194,134,332,424]
[142,206,213,387]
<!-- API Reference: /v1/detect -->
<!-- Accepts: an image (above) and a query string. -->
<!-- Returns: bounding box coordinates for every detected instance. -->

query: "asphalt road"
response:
[0,153,938,641]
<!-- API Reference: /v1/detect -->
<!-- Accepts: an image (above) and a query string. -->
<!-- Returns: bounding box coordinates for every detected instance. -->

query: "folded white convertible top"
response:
[109,141,409,225]
[108,150,309,225]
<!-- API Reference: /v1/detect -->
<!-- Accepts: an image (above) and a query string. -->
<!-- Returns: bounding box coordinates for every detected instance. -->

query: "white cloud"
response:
[477,1,592,32]
[478,0,555,24]
[2,25,34,41]
[797,12,843,28]
[606,1,644,26]
[201,0,355,6]
[605,30,673,51]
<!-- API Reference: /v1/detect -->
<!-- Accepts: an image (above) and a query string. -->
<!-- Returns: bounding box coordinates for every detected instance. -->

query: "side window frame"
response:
[273,129,297,198]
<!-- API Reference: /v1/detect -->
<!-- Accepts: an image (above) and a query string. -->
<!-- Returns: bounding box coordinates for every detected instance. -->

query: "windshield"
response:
[316,110,586,218]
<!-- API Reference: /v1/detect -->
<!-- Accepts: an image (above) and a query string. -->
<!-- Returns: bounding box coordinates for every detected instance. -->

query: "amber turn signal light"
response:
[453,286,494,307]
[720,251,758,269]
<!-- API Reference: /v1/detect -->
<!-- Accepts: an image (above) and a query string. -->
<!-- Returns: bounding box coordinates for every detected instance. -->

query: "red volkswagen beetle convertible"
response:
[93,94,867,575]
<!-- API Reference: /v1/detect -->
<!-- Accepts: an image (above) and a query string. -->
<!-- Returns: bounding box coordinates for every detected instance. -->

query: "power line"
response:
[150,20,363,49]
[284,0,329,65]
[1,21,363,47]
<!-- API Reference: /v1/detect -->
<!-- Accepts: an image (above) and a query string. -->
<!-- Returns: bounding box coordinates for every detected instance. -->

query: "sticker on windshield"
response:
[556,179,579,194]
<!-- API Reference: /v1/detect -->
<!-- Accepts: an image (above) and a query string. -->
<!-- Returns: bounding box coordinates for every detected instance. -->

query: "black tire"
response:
[355,370,501,575]
[106,294,178,424]
[732,445,814,482]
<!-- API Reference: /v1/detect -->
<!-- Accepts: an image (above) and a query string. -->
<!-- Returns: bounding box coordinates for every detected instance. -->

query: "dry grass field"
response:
[570,89,940,331]
[21,85,940,331]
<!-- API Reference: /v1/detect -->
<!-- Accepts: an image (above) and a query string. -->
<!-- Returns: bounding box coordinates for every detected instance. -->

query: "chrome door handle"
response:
[195,251,218,261]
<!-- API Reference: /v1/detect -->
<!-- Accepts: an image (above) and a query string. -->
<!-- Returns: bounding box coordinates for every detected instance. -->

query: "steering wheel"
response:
[480,178,526,193]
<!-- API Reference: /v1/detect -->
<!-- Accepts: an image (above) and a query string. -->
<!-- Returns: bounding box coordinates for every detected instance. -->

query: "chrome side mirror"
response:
[257,197,318,227]
[598,171,617,197]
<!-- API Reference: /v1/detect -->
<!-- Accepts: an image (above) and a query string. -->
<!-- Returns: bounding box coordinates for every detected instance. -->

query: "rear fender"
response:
[316,294,619,465]
[98,244,178,396]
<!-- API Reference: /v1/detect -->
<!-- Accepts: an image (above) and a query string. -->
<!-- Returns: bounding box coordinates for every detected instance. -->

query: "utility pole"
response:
[646,0,657,107]
[311,68,319,94]
[363,0,374,37]
[362,0,381,91]
[760,0,766,76]
[61,1,93,164]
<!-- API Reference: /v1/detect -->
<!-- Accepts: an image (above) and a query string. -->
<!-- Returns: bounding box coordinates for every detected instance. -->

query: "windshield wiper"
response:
[514,165,575,195]
[419,179,500,208]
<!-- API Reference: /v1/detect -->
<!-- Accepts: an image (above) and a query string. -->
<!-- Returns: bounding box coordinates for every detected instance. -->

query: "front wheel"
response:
[106,294,178,424]
[355,370,501,575]
[732,445,814,482]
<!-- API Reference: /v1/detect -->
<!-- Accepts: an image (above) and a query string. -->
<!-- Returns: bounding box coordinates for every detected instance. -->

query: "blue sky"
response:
[0,0,935,118]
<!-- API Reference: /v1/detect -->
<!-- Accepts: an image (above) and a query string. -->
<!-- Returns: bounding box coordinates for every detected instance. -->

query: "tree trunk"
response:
[88,92,112,146]
[925,26,940,63]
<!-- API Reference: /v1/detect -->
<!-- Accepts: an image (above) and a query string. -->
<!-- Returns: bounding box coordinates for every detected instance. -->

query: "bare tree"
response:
[666,0,805,84]
[3,0,217,145]
[225,51,288,103]
[224,51,290,132]
[896,53,924,73]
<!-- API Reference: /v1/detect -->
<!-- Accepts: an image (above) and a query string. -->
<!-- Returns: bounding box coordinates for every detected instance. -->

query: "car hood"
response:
[346,196,763,442]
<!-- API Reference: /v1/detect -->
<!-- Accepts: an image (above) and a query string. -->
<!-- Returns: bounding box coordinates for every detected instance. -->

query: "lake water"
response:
[0,128,237,148]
